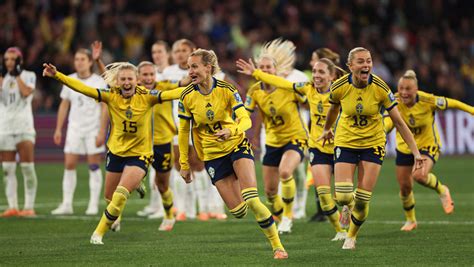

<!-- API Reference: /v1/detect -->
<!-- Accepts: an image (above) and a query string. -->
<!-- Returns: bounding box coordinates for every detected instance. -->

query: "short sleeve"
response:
[382,90,398,111]
[245,91,256,112]
[328,88,341,104]
[178,99,192,120]
[229,90,245,112]
[60,85,71,100]
[23,72,36,89]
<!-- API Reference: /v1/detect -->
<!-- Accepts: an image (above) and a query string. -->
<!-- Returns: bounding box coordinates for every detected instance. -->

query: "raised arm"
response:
[91,41,106,75]
[236,58,294,91]
[446,98,474,115]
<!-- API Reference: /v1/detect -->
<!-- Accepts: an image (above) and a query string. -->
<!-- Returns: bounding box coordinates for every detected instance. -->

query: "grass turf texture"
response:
[0,157,473,265]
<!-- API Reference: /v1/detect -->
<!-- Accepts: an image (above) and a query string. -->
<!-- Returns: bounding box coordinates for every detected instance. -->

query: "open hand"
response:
[180,169,192,183]
[236,58,256,76]
[214,128,232,141]
[317,129,334,147]
[42,63,57,77]
[91,41,103,61]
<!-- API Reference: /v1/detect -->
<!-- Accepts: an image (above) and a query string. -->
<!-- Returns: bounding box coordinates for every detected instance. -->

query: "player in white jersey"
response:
[51,49,108,215]
[0,47,38,217]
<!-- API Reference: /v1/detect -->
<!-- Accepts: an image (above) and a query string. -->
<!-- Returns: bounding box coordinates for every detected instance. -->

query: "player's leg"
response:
[292,160,308,219]
[279,148,302,221]
[1,145,19,217]
[190,149,209,221]
[172,144,187,221]
[396,165,417,231]
[263,166,283,220]
[85,153,103,215]
[154,143,175,230]
[17,138,38,217]
[51,153,79,215]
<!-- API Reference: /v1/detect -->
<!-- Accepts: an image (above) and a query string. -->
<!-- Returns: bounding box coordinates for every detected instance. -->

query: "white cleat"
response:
[158,218,176,231]
[342,237,356,250]
[278,216,293,234]
[340,205,351,229]
[148,210,165,219]
[85,205,99,216]
[111,219,121,232]
[331,231,347,241]
[51,204,73,215]
[90,232,104,245]
[400,221,417,232]
[137,206,159,217]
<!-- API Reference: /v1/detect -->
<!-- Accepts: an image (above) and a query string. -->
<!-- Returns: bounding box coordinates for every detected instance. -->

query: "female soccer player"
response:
[43,61,183,245]
[238,39,308,234]
[0,47,38,217]
[52,48,108,216]
[385,70,474,231]
[319,47,424,249]
[179,49,287,259]
[237,57,347,241]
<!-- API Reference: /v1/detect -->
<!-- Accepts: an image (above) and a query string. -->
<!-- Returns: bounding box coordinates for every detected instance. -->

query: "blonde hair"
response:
[315,48,340,65]
[347,47,370,65]
[255,38,295,76]
[190,48,221,75]
[172,39,196,51]
[401,69,418,85]
[137,61,155,73]
[102,62,137,87]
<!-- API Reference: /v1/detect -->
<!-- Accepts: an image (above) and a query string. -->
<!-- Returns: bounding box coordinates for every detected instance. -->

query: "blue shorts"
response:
[396,146,439,166]
[204,138,254,185]
[309,147,334,166]
[262,139,306,167]
[106,151,152,174]
[152,143,173,173]
[334,146,385,165]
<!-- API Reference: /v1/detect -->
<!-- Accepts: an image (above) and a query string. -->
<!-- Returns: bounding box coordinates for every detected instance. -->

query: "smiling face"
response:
[312,61,332,91]
[74,52,93,74]
[258,57,277,75]
[187,55,211,85]
[397,77,418,105]
[138,65,156,89]
[117,68,137,92]
[348,50,372,85]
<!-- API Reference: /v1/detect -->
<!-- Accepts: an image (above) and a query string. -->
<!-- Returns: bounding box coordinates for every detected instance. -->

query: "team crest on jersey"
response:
[436,97,445,108]
[208,167,215,178]
[233,92,243,103]
[356,103,364,114]
[125,106,133,119]
[317,101,324,114]
[310,152,314,163]
[388,92,396,102]
[149,89,159,96]
[409,114,415,126]
[206,109,214,121]
[335,147,341,159]
[269,106,276,116]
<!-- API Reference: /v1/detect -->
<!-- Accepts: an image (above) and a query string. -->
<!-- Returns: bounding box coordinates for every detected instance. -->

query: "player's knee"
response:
[264,188,278,199]
[278,168,293,180]
[412,171,427,184]
[399,185,412,196]
[89,164,100,171]
[335,192,353,206]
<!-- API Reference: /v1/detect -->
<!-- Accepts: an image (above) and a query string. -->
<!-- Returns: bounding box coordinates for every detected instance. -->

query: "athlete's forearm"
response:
[54,72,99,99]
[446,98,474,115]
[178,118,191,170]
[94,59,106,75]
[16,77,34,97]
[252,69,294,91]
[389,107,420,157]
[159,87,185,102]
[233,107,252,135]
[55,99,70,132]
[383,115,394,133]
[323,103,340,131]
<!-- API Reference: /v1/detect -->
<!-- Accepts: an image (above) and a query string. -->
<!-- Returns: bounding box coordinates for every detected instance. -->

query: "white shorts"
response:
[0,133,36,151]
[64,131,105,155]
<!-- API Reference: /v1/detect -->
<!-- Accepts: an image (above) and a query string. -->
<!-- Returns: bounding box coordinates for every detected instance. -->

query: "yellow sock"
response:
[281,176,295,218]
[161,188,174,219]
[347,188,372,238]
[400,191,416,222]
[317,186,343,232]
[95,186,129,236]
[422,173,445,194]
[229,201,248,219]
[242,187,284,252]
[266,194,284,220]
[335,182,354,206]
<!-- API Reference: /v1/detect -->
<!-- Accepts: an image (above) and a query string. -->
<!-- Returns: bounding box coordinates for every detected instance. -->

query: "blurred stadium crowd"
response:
[1,0,473,112]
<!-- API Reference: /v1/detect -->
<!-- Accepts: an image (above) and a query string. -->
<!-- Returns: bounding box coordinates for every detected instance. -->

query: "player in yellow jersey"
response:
[135,61,190,231]
[385,70,474,231]
[237,57,348,241]
[178,49,287,259]
[42,62,183,245]
[237,39,308,234]
[319,47,424,250]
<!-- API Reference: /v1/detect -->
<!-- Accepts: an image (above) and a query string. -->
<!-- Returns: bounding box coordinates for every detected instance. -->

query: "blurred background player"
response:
[51,48,108,216]
[237,57,348,241]
[319,47,424,249]
[239,39,309,234]
[179,49,287,259]
[0,47,38,217]
[385,70,474,231]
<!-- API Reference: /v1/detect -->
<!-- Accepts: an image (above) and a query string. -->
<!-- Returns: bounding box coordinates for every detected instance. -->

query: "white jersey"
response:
[156,69,166,82]
[0,71,36,134]
[60,73,106,135]
[163,64,189,136]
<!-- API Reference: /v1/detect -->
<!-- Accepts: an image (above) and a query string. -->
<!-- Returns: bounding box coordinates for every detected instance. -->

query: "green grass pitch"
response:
[0,157,473,266]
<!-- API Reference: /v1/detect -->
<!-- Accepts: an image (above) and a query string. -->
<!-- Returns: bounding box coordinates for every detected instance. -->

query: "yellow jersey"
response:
[329,73,397,149]
[152,81,180,145]
[245,80,308,147]
[251,69,332,153]
[178,78,248,161]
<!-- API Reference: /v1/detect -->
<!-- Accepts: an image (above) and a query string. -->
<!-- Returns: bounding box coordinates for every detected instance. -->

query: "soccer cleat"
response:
[136,181,147,199]
[309,212,327,222]
[400,221,417,232]
[278,216,293,234]
[51,204,73,215]
[273,249,288,259]
[340,205,351,229]
[1,208,19,217]
[342,237,356,250]
[176,212,187,221]
[137,205,159,217]
[158,218,176,231]
[293,209,306,220]
[198,212,210,221]
[213,213,228,220]
[18,209,37,217]
[439,185,454,214]
[331,231,348,241]
[111,219,121,232]
[90,232,104,245]
[147,210,165,219]
[85,205,99,216]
